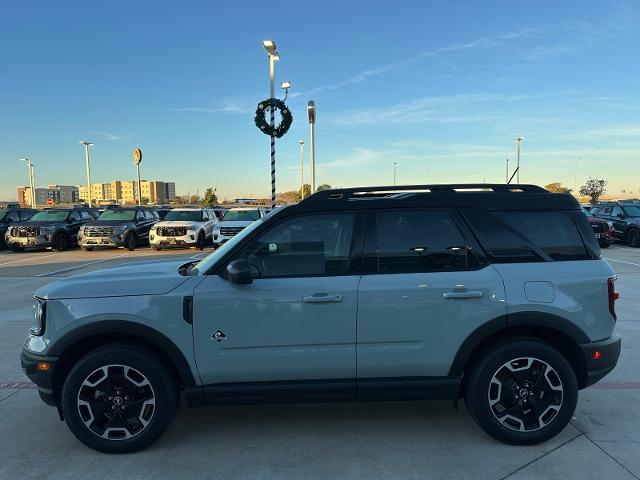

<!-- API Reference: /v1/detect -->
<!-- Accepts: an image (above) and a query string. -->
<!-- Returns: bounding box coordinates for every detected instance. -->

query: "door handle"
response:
[302,293,343,303]
[443,290,483,299]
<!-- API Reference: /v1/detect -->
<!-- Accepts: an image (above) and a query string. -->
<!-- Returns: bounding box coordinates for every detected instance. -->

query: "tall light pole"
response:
[574,157,583,194]
[505,158,510,183]
[262,40,279,209]
[80,141,94,206]
[514,137,524,184]
[298,140,305,199]
[308,101,316,193]
[393,162,397,186]
[19,158,36,207]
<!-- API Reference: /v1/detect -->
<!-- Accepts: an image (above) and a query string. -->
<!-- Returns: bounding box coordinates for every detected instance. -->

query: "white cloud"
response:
[88,130,122,141]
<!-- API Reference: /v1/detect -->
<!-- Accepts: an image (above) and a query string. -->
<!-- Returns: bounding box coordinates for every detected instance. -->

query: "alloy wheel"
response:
[487,357,563,432]
[77,364,156,440]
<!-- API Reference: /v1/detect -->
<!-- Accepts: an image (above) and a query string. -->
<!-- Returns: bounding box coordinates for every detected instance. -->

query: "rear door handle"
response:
[443,291,483,299]
[302,293,343,303]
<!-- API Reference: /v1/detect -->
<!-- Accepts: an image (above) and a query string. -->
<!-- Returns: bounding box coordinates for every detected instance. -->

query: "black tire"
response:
[81,246,94,252]
[7,245,24,252]
[465,338,577,445]
[61,343,178,453]
[598,241,611,249]
[53,232,69,251]
[626,228,640,248]
[125,232,137,251]
[196,231,205,250]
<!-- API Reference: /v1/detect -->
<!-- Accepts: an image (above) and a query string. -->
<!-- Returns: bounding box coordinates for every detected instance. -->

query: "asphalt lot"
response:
[0,243,638,480]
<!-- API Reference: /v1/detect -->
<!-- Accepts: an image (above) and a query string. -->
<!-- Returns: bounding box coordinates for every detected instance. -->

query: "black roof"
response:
[293,184,581,212]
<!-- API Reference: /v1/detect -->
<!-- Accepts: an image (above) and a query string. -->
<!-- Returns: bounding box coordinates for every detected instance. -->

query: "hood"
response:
[13,220,65,227]
[35,258,192,300]
[587,216,608,225]
[83,220,136,227]
[218,220,253,228]
[153,220,201,228]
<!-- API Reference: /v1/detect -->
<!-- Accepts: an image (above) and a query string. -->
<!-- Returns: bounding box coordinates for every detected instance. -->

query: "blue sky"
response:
[1,0,639,200]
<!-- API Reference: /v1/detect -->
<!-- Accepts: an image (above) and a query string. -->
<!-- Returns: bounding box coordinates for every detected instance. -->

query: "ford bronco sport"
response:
[21,184,621,453]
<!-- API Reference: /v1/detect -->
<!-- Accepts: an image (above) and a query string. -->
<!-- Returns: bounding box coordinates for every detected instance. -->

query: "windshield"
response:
[192,217,265,275]
[30,210,69,222]
[223,210,260,221]
[98,210,136,221]
[0,210,6,221]
[624,206,640,217]
[164,210,203,222]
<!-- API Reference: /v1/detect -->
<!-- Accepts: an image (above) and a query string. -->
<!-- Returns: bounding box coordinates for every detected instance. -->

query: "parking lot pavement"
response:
[0,244,639,479]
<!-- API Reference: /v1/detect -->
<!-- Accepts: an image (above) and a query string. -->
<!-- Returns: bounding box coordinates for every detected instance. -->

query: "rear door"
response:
[610,207,627,239]
[357,209,507,388]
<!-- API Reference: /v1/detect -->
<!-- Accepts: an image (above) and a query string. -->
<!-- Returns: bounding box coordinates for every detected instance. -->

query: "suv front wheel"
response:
[61,343,178,453]
[465,339,577,445]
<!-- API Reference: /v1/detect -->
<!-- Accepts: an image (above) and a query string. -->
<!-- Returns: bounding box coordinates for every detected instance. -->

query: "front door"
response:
[192,212,361,393]
[357,209,507,388]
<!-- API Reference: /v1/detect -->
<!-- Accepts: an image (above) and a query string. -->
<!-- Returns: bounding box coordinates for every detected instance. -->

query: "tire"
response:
[626,228,640,248]
[151,245,161,251]
[125,232,137,251]
[196,231,205,250]
[8,245,24,252]
[465,338,577,445]
[81,246,94,252]
[61,343,178,453]
[598,241,610,249]
[53,232,69,251]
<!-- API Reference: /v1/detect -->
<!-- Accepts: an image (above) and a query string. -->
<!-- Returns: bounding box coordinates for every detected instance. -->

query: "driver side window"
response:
[239,213,355,278]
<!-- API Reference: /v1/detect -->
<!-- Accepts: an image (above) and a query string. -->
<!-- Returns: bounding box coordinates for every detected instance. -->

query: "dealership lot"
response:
[0,245,638,479]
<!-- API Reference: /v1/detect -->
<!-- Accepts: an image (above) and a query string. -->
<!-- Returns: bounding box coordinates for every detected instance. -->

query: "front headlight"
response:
[30,298,46,336]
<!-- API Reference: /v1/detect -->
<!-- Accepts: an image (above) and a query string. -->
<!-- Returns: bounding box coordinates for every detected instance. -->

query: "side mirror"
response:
[226,259,253,285]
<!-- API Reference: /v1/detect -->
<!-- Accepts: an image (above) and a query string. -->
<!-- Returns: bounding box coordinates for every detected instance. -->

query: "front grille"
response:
[220,227,245,237]
[85,226,115,237]
[158,226,188,237]
[11,226,39,237]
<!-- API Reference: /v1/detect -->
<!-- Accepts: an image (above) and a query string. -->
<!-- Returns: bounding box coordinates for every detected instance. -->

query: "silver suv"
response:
[21,184,621,453]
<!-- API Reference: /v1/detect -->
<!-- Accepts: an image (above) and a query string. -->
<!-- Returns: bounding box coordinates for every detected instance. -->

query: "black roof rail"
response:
[301,183,548,203]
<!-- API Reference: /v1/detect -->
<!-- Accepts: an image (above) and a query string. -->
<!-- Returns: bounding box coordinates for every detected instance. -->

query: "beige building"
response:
[79,179,176,205]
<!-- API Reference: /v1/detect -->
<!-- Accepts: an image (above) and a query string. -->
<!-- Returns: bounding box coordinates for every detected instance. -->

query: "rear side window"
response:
[495,211,590,261]
[373,210,472,273]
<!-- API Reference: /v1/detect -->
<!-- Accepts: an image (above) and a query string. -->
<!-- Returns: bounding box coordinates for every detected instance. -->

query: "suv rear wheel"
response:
[125,232,137,251]
[53,232,68,251]
[465,339,577,445]
[61,343,178,453]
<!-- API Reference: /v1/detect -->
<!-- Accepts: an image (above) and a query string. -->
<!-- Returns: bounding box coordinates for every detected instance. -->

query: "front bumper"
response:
[21,349,58,406]
[150,232,197,247]
[5,234,54,248]
[580,334,621,387]
[78,233,125,247]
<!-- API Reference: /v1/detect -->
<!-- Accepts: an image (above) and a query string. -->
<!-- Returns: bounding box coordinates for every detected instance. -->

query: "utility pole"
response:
[80,141,94,206]
[262,40,279,209]
[393,162,397,186]
[298,140,305,199]
[20,158,36,207]
[514,137,524,184]
[308,101,316,193]
[505,158,510,183]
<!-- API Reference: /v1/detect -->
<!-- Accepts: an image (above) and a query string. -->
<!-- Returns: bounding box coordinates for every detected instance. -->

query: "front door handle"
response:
[302,293,343,303]
[443,290,483,299]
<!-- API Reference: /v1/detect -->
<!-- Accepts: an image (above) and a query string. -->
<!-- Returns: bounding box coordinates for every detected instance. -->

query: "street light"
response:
[281,81,291,101]
[514,136,524,183]
[19,158,36,207]
[79,141,94,207]
[308,101,316,193]
[262,39,280,209]
[298,140,305,200]
[393,162,397,186]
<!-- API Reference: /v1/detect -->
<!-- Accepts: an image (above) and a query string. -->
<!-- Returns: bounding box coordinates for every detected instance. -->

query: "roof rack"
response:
[302,184,548,203]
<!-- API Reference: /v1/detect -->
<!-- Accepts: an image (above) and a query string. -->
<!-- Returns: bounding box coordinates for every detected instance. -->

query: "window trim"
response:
[217,211,365,279]
[363,208,488,275]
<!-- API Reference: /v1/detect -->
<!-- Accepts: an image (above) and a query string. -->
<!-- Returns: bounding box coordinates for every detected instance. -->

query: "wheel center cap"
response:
[113,396,124,406]
[519,388,529,398]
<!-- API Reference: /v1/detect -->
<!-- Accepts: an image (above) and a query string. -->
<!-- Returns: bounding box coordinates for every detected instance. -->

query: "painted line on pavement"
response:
[36,252,141,277]
[605,257,640,268]
[0,253,54,267]
[0,382,37,389]
[591,381,640,390]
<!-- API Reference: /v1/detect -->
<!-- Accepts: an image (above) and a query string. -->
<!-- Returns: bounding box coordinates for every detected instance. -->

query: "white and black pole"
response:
[80,141,94,207]
[308,101,316,193]
[263,41,280,209]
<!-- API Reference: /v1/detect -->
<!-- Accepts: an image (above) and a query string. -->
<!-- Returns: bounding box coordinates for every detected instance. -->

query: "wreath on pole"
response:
[254,98,293,138]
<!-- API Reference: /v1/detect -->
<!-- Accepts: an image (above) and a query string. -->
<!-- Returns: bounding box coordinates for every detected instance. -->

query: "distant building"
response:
[78,179,176,205]
[165,182,176,201]
[234,198,260,205]
[18,185,79,207]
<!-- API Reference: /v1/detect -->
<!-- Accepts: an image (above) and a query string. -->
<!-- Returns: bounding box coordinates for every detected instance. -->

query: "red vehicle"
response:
[582,207,615,248]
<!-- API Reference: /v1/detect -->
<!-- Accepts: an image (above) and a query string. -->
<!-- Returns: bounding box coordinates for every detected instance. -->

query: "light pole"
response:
[19,158,36,207]
[514,137,524,183]
[393,162,397,186]
[574,157,583,194]
[308,101,316,193]
[505,158,510,183]
[262,40,279,209]
[80,141,94,206]
[298,140,305,199]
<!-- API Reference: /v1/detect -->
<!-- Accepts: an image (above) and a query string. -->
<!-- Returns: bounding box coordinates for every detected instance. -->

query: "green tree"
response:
[316,183,332,192]
[201,188,218,207]
[579,177,607,205]
[295,184,312,202]
[544,182,572,193]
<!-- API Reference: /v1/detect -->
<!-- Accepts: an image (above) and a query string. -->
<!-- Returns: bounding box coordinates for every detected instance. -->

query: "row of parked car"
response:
[0,204,268,252]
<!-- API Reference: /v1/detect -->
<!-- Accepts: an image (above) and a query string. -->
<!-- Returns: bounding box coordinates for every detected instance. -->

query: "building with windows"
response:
[78,179,176,205]
[18,185,79,207]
